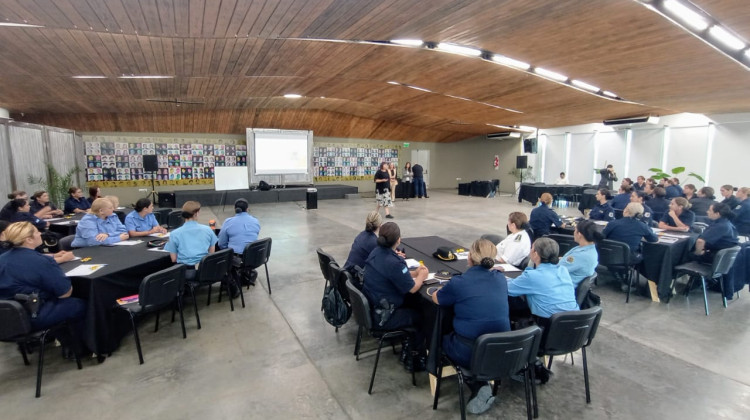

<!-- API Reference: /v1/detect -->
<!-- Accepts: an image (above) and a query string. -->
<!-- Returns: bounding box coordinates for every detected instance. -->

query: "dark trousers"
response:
[32,297,88,356]
[414,177,426,197]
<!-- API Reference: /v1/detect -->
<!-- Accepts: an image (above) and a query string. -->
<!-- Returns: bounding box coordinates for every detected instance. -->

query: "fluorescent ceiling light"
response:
[387,81,400,85]
[534,67,568,82]
[405,85,431,93]
[283,94,302,98]
[518,125,537,132]
[602,90,619,98]
[663,0,709,31]
[0,22,44,28]
[491,54,530,70]
[391,39,423,46]
[72,75,107,79]
[708,25,745,50]
[436,43,482,57]
[508,132,521,138]
[571,79,600,92]
[118,75,173,79]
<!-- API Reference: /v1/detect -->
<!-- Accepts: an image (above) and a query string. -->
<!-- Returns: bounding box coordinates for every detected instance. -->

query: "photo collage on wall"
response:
[313,145,399,181]
[85,141,247,185]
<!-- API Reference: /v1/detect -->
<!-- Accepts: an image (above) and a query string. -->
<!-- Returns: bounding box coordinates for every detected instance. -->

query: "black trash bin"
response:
[306,188,318,210]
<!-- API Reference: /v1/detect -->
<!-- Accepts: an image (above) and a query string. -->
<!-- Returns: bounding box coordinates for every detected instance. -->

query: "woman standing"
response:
[374,162,394,219]
[388,162,398,201]
[402,162,413,201]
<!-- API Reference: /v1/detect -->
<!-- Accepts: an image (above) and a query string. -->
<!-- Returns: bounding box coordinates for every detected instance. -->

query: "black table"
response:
[48,213,85,236]
[518,183,586,205]
[61,242,174,355]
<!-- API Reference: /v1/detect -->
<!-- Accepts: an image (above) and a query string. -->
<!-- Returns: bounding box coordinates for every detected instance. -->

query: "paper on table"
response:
[112,240,144,246]
[149,232,170,238]
[651,228,665,233]
[47,217,65,222]
[658,236,679,244]
[455,251,469,260]
[404,258,420,269]
[147,247,170,253]
[65,264,107,276]
[493,263,521,272]
[660,232,689,239]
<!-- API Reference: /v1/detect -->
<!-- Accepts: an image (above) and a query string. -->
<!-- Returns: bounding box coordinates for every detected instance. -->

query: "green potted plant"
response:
[647,166,704,184]
[28,164,81,209]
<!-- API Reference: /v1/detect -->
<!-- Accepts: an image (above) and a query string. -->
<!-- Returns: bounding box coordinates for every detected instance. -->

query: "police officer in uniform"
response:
[495,211,531,267]
[732,187,750,236]
[692,203,739,263]
[558,220,602,287]
[589,189,615,222]
[529,193,565,238]
[658,197,695,232]
[630,190,655,226]
[343,211,381,273]
[603,202,658,291]
[611,184,632,211]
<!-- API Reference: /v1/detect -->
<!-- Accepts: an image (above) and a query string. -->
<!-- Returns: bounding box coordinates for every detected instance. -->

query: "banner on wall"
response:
[313,144,400,181]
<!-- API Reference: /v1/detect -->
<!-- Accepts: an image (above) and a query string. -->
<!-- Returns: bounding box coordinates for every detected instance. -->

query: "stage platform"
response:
[169,184,358,207]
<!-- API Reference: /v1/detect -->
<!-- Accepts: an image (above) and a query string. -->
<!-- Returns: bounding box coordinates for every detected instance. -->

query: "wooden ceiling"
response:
[1,0,749,142]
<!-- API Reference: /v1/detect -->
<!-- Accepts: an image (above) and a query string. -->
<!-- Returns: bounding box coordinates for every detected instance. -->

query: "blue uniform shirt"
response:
[665,185,683,199]
[362,246,414,309]
[164,220,218,265]
[71,213,128,247]
[589,202,615,221]
[529,205,563,237]
[11,211,47,232]
[733,198,750,235]
[0,248,71,301]
[603,217,658,253]
[639,203,655,226]
[64,196,91,214]
[558,244,599,287]
[722,196,739,210]
[660,209,695,228]
[648,197,670,220]
[700,218,739,252]
[507,263,578,318]
[343,230,377,271]
[30,200,59,215]
[125,211,160,233]
[633,182,645,191]
[689,197,716,217]
[217,212,261,254]
[611,193,631,210]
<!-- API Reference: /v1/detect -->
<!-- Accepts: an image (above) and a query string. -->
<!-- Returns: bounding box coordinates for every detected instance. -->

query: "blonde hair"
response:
[2,222,37,247]
[540,192,553,205]
[624,202,644,218]
[365,211,382,232]
[91,197,113,214]
[103,195,120,208]
[672,197,691,210]
[470,238,497,268]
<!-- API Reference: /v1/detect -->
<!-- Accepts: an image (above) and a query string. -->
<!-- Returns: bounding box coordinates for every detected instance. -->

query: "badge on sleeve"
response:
[402,267,408,273]
[566,256,575,263]
[608,212,614,218]
[514,234,522,242]
[644,212,651,218]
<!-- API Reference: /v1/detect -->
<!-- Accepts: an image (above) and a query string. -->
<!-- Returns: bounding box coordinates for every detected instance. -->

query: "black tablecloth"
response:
[394,179,415,199]
[62,242,173,355]
[518,184,586,205]
[48,213,85,236]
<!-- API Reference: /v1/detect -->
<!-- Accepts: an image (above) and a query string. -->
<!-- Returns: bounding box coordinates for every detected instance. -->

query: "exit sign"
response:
[403,142,410,148]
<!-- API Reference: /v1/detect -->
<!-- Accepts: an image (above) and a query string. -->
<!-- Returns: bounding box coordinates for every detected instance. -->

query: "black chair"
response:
[316,248,339,298]
[167,210,184,229]
[518,255,531,269]
[0,300,83,397]
[115,210,127,224]
[344,279,415,394]
[59,234,76,251]
[575,274,598,307]
[595,239,637,302]
[239,237,272,294]
[184,249,234,329]
[673,246,741,315]
[548,234,578,257]
[432,326,542,420]
[538,307,603,407]
[326,262,354,332]
[691,222,709,234]
[115,264,187,364]
[480,233,503,245]
[614,209,624,219]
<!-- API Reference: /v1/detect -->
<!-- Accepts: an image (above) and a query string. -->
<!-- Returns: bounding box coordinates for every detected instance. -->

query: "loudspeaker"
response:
[143,155,158,172]
[158,192,175,208]
[516,156,528,169]
[523,138,538,154]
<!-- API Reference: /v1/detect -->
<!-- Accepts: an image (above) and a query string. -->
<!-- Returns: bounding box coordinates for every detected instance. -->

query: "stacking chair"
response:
[432,326,542,420]
[575,274,598,307]
[239,237,272,294]
[325,262,353,332]
[480,233,503,245]
[59,234,76,251]
[691,222,709,234]
[115,210,127,224]
[673,246,741,315]
[548,234,578,257]
[538,307,603,407]
[316,248,339,298]
[184,249,234,329]
[0,300,83,397]
[167,210,184,229]
[595,239,636,302]
[344,279,415,394]
[115,264,187,364]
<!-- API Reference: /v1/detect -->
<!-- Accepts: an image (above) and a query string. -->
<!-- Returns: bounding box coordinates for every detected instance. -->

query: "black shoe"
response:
[424,195,429,198]
[386,214,394,219]
[399,338,411,366]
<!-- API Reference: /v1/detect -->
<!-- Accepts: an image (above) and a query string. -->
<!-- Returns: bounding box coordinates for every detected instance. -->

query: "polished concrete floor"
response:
[1,191,749,419]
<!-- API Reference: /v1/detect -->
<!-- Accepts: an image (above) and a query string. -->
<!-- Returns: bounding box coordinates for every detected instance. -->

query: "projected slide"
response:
[254,133,309,175]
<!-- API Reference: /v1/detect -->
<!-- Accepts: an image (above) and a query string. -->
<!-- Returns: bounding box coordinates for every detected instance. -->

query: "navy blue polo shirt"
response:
[732,199,750,235]
[660,209,695,228]
[700,218,738,252]
[722,196,739,210]
[633,182,645,191]
[0,248,71,301]
[64,196,91,214]
[665,185,683,199]
[529,205,563,237]
[30,200,58,215]
[10,211,46,232]
[343,230,378,271]
[362,245,414,308]
[611,193,631,210]
[640,203,655,226]
[589,202,615,221]
[689,197,716,217]
[603,217,658,253]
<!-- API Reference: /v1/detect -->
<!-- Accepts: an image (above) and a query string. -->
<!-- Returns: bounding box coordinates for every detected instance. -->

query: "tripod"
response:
[148,172,159,204]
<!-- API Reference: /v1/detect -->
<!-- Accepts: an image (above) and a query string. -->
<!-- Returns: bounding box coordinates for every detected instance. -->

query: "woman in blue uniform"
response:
[692,203,739,263]
[690,186,717,217]
[611,184,632,211]
[9,199,48,232]
[0,222,87,350]
[64,186,91,214]
[362,222,429,371]
[720,185,739,209]
[529,193,565,238]
[125,198,167,237]
[648,186,670,221]
[164,201,218,281]
[589,188,615,222]
[558,220,602,287]
[732,187,750,235]
[432,238,510,415]
[343,211,382,273]
[603,203,658,291]
[218,198,261,254]
[658,197,695,232]
[630,190,655,226]
[30,191,64,219]
[71,198,129,247]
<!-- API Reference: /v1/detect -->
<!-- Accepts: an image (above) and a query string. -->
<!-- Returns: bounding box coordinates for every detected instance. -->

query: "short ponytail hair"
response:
[377,222,400,248]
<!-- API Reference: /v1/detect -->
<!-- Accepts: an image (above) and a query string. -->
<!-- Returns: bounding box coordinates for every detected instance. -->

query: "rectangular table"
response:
[61,242,174,356]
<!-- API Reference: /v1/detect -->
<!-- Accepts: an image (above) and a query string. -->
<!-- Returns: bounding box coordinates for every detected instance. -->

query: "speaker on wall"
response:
[143,155,158,172]
[516,155,528,169]
[523,138,538,154]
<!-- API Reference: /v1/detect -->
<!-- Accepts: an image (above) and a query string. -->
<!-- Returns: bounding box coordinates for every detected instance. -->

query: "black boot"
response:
[399,338,411,366]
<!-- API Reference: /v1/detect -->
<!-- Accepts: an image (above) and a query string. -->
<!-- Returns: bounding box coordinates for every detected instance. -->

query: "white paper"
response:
[658,237,679,244]
[111,240,144,246]
[65,264,107,276]
[147,247,170,253]
[651,228,665,233]
[660,233,689,239]
[404,258,420,269]
[455,251,469,260]
[493,263,522,272]
[593,220,609,226]
[149,232,170,238]
[46,217,65,222]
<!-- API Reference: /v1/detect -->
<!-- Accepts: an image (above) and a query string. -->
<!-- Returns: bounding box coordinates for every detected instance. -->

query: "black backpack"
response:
[322,284,351,328]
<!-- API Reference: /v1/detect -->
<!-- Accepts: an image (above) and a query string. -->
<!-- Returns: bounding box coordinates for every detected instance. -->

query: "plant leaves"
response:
[688,172,705,182]
[671,167,685,174]
[648,168,663,173]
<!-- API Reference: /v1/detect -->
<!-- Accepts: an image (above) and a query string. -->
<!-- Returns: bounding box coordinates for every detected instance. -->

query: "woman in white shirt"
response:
[496,211,532,267]
[555,172,569,185]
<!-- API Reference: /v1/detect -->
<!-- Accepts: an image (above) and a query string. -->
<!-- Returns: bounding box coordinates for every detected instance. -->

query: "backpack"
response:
[322,284,351,328]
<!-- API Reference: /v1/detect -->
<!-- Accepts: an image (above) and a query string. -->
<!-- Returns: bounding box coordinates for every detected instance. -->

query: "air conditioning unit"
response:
[602,115,659,126]
[487,132,521,139]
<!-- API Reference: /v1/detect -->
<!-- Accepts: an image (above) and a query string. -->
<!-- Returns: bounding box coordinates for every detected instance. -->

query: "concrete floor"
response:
[1,191,749,419]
